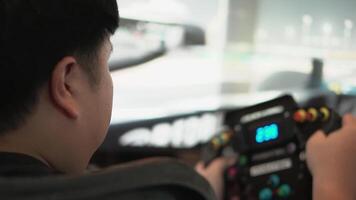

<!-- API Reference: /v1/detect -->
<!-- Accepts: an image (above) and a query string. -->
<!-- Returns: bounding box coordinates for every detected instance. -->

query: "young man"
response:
[0,0,356,199]
[0,0,118,175]
[0,2,230,198]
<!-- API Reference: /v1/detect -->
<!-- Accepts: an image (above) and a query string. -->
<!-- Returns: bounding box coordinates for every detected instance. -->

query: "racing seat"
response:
[0,158,216,200]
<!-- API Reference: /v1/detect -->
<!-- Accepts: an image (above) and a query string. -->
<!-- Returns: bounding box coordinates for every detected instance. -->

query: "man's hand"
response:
[195,157,236,200]
[307,114,356,200]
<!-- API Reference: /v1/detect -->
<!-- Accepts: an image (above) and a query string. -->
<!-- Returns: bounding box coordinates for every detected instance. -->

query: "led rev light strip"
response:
[250,158,292,177]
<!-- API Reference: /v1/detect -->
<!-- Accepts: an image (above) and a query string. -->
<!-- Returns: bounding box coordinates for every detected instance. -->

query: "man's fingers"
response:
[226,156,237,166]
[210,157,237,171]
[196,157,237,175]
[207,158,229,172]
[307,130,327,148]
[343,114,354,126]
[195,162,206,174]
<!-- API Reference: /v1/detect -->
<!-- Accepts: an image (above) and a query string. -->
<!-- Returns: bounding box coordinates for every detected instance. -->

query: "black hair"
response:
[0,0,119,134]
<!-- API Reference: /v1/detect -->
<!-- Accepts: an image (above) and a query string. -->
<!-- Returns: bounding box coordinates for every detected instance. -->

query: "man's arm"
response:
[307,114,356,200]
[195,158,236,200]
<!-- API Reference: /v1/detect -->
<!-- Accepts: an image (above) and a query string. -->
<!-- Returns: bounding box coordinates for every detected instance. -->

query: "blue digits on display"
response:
[256,124,279,144]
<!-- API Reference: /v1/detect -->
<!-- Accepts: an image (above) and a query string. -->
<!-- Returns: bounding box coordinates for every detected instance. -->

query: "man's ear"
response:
[50,57,80,119]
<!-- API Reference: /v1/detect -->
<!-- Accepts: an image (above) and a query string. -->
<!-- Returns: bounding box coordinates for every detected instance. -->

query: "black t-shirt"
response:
[0,152,58,177]
[0,153,216,200]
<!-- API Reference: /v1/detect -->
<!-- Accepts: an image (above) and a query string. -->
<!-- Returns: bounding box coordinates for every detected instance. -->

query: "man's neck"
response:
[0,132,52,169]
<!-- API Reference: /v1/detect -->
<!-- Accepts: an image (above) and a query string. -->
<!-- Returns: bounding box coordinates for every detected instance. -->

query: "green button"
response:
[239,155,248,166]
[277,184,291,198]
[259,188,273,200]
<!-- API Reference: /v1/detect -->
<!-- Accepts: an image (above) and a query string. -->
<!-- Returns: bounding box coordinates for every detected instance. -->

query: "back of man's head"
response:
[0,0,119,135]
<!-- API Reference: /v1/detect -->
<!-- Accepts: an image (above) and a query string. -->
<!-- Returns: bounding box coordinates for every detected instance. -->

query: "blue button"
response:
[269,174,280,188]
[259,188,273,200]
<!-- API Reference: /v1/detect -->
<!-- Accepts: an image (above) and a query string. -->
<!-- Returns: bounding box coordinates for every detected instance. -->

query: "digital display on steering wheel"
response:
[255,123,279,144]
